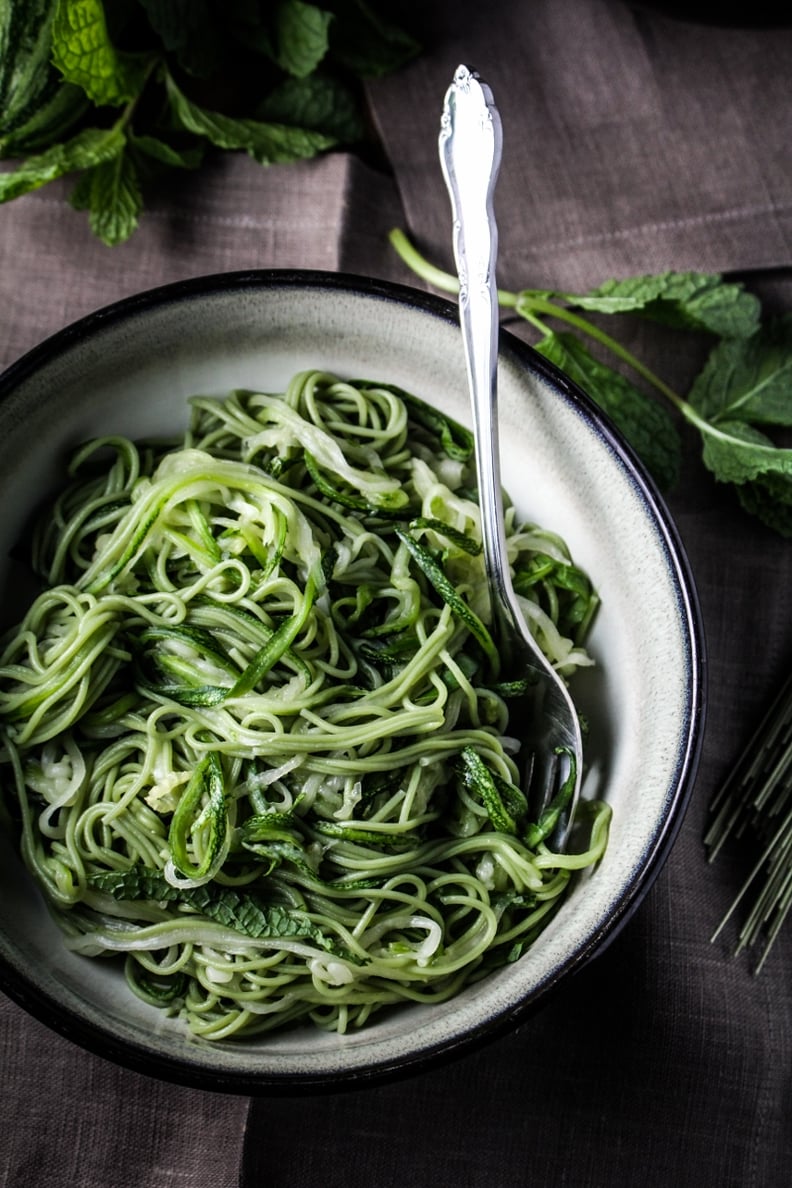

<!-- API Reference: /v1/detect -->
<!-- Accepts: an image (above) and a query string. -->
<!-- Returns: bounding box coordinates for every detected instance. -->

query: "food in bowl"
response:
[0,367,608,1040]
[0,273,703,1090]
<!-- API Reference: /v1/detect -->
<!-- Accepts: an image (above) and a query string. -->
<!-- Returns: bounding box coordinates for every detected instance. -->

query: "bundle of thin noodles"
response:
[0,370,609,1039]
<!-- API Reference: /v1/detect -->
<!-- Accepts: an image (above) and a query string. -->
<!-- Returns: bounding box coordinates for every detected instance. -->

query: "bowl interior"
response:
[0,272,703,1091]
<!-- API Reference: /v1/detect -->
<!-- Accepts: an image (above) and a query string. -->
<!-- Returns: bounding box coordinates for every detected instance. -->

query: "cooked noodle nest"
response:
[0,369,609,1039]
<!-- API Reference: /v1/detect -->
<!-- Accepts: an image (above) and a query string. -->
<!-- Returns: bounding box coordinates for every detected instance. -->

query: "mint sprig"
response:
[163,69,334,165]
[390,229,792,535]
[89,866,339,949]
[0,0,420,244]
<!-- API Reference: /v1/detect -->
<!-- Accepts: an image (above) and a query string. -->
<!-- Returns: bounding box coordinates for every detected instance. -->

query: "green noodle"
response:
[0,370,609,1039]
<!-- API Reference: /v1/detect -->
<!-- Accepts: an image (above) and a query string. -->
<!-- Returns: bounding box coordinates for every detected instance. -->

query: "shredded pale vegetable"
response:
[0,370,609,1039]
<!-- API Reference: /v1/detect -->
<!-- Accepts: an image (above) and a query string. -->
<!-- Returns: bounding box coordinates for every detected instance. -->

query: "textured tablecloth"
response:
[2,2,792,1185]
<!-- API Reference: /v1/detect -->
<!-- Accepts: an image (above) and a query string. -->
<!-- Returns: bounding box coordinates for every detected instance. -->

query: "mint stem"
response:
[388,227,518,307]
[388,228,696,423]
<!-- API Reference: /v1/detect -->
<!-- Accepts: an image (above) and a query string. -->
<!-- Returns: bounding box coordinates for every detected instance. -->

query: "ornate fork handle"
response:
[438,64,514,661]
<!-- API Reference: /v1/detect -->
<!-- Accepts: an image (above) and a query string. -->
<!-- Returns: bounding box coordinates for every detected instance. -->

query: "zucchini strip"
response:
[395,528,499,672]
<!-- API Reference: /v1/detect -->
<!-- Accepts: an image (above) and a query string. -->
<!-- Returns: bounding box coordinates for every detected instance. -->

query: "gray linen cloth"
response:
[1,1,792,1185]
[373,0,792,292]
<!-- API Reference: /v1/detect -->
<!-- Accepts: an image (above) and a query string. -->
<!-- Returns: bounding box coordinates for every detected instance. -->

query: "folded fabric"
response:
[367,0,792,292]
[0,151,402,371]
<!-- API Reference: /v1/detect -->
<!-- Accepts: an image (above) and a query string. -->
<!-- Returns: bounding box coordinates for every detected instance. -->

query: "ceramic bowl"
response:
[0,271,704,1092]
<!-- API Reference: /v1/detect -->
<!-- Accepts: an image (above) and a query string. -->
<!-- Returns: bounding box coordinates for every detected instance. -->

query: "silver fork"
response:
[439,64,583,849]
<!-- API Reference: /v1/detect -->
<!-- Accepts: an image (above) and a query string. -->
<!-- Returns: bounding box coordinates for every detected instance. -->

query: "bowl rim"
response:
[0,267,707,1093]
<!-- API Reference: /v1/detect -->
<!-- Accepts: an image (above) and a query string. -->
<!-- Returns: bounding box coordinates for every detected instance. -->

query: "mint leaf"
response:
[0,0,89,154]
[686,316,792,502]
[130,132,203,170]
[89,866,336,948]
[52,0,153,106]
[0,123,124,200]
[257,72,364,142]
[0,79,88,156]
[328,0,421,77]
[697,418,792,485]
[225,1,275,58]
[135,0,219,78]
[734,473,792,538]
[164,70,335,164]
[0,0,416,240]
[536,330,681,490]
[571,271,761,339]
[0,0,59,123]
[69,143,141,244]
[274,0,332,78]
[688,316,792,427]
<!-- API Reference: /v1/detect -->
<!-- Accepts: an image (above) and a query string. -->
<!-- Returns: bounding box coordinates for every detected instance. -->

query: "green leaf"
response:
[258,73,364,142]
[130,132,203,170]
[687,316,792,495]
[0,123,124,201]
[688,315,792,427]
[0,0,59,119]
[135,0,220,78]
[570,271,761,339]
[51,0,153,106]
[535,330,682,490]
[223,0,275,59]
[734,472,792,538]
[69,143,142,244]
[164,69,336,164]
[0,79,88,156]
[0,0,89,154]
[327,0,420,77]
[698,418,792,485]
[274,0,332,78]
[88,866,335,947]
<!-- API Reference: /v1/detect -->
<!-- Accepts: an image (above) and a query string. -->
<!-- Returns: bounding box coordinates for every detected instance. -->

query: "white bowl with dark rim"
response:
[0,271,705,1093]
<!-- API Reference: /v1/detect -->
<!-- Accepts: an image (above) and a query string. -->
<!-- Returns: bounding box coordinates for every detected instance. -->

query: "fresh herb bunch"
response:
[390,228,792,537]
[0,0,419,244]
